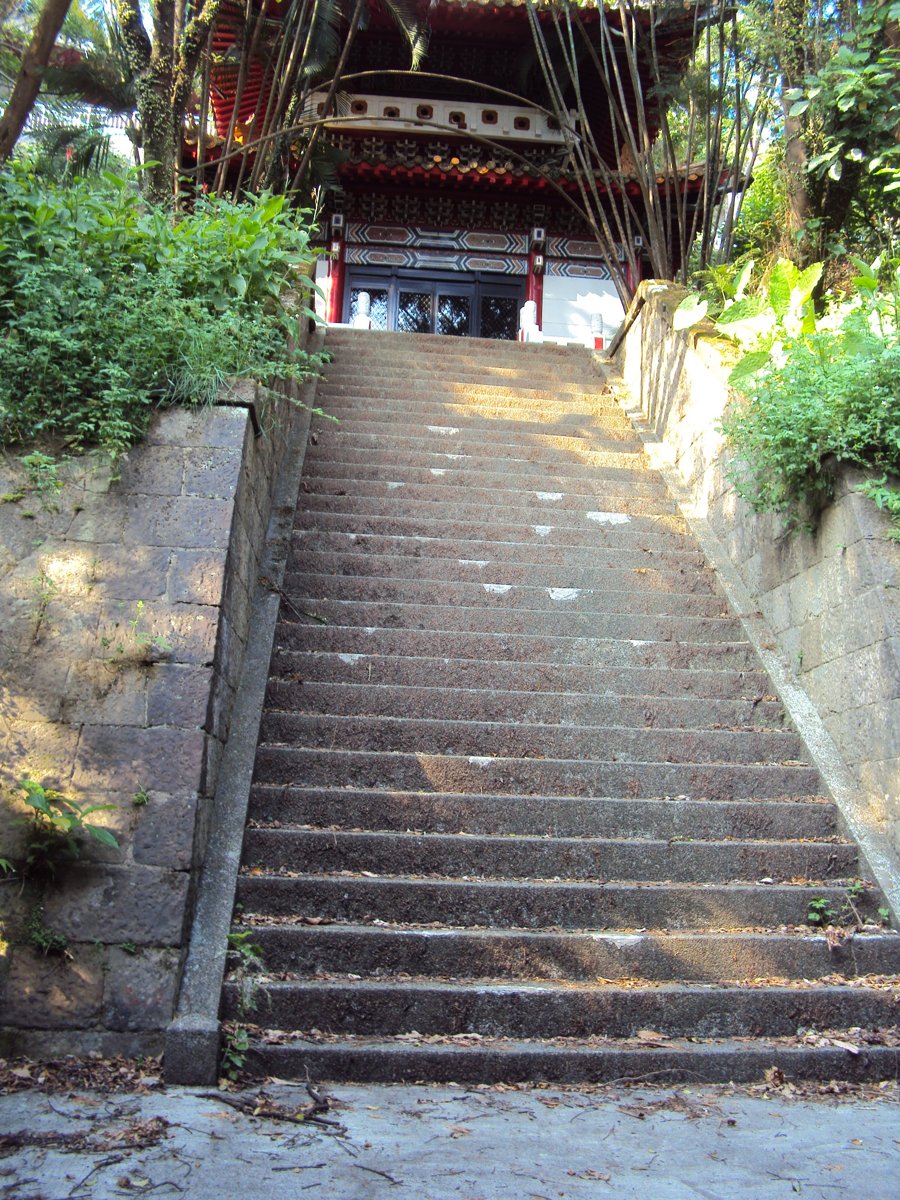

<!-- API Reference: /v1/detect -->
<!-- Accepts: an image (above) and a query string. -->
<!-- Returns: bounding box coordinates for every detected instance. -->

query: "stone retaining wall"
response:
[0,364,311,1056]
[612,282,900,884]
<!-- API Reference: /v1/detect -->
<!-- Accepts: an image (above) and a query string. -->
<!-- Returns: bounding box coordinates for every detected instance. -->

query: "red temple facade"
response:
[317,0,641,343]
[209,0,701,343]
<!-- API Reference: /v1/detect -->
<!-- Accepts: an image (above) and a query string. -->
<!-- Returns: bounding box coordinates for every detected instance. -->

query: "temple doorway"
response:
[345,269,524,340]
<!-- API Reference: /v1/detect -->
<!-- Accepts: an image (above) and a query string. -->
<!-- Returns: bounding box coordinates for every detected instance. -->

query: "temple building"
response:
[209,0,702,343]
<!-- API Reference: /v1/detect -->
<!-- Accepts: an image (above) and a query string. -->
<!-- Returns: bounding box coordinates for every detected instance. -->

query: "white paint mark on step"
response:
[468,756,494,767]
[427,425,460,436]
[629,640,651,647]
[338,654,362,664]
[536,492,564,502]
[532,525,553,537]
[459,559,489,568]
[483,583,512,594]
[386,481,405,490]
[587,511,631,526]
[547,588,580,602]
[590,933,644,948]
[430,468,447,476]
[444,453,468,460]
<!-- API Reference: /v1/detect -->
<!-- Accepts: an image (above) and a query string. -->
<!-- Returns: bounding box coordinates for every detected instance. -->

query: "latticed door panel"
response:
[397,291,432,333]
[479,294,519,340]
[436,293,471,337]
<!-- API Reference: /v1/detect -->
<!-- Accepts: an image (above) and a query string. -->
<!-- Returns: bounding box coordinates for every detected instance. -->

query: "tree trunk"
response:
[138,54,178,205]
[774,0,814,260]
[0,0,74,163]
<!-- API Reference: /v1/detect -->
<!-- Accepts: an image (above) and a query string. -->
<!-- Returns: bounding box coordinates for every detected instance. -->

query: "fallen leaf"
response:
[448,1125,472,1138]
[832,1041,861,1056]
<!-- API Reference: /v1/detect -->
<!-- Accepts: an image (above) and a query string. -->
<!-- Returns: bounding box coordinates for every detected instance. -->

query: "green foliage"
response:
[0,164,322,458]
[29,564,58,642]
[20,451,62,506]
[675,257,900,532]
[786,2,900,199]
[18,777,118,880]
[227,929,267,1018]
[807,881,891,929]
[220,1024,250,1081]
[732,146,790,262]
[806,896,837,926]
[27,904,69,956]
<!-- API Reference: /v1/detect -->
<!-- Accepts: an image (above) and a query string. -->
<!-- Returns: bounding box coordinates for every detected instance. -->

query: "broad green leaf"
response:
[850,256,877,280]
[768,262,795,318]
[260,195,285,223]
[728,350,771,385]
[788,99,809,118]
[734,259,754,300]
[672,293,708,331]
[86,826,119,849]
[715,296,765,326]
[828,160,843,181]
[794,263,823,304]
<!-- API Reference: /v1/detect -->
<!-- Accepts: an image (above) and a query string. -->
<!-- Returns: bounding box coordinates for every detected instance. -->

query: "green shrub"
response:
[0,165,322,457]
[676,257,900,533]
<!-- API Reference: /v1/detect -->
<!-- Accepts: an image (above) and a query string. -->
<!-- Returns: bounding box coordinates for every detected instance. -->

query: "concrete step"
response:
[263,680,788,729]
[300,463,672,502]
[303,440,647,477]
[243,1035,900,1085]
[305,426,646,463]
[271,623,760,673]
[267,651,770,701]
[301,452,670,495]
[251,747,821,802]
[247,788,837,841]
[290,531,704,575]
[241,828,853,884]
[235,923,900,983]
[234,875,861,931]
[293,512,702,558]
[297,494,690,541]
[323,329,597,362]
[254,744,825,801]
[314,416,635,451]
[316,393,620,420]
[317,379,612,403]
[280,572,725,617]
[222,979,897,1039]
[299,475,681,517]
[284,548,717,596]
[258,712,807,768]
[272,599,745,646]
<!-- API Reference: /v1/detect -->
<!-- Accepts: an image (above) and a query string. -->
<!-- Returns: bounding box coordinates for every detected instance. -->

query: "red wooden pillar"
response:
[326,229,345,325]
[526,249,545,328]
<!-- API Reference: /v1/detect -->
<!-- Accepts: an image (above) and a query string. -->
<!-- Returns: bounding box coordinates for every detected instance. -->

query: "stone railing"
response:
[610,281,899,910]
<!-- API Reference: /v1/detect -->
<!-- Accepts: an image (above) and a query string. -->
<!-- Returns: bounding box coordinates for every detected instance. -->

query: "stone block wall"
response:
[0,373,308,1055]
[613,283,900,878]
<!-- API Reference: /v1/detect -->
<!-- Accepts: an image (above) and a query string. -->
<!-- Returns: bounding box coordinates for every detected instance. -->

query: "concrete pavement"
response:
[1,1080,897,1199]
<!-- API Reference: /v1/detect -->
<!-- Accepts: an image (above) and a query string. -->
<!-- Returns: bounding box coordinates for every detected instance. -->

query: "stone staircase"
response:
[225,328,900,1083]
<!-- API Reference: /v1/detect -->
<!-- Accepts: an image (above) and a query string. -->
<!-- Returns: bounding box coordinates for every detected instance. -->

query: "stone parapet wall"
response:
[0,372,309,1054]
[612,282,900,878]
